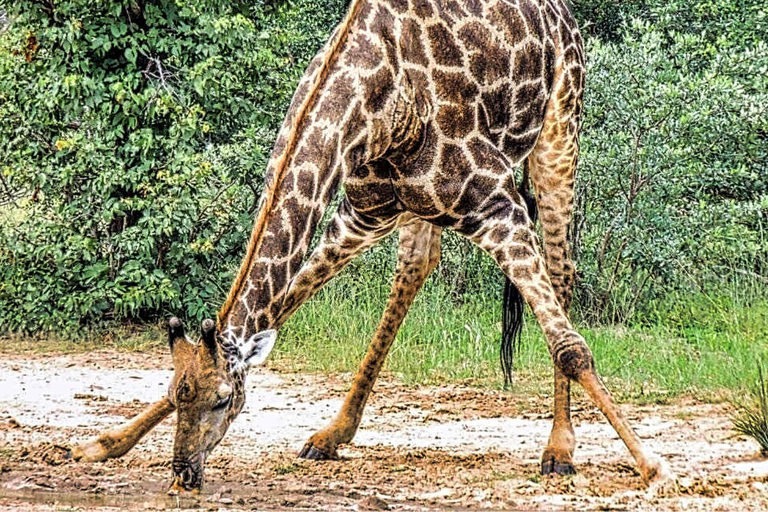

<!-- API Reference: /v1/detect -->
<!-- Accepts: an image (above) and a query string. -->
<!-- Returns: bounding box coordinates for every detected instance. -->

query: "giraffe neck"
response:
[216,0,379,349]
[218,116,345,346]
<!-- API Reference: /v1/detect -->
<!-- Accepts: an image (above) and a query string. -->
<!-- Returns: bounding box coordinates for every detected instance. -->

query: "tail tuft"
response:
[500,165,538,387]
[501,277,524,387]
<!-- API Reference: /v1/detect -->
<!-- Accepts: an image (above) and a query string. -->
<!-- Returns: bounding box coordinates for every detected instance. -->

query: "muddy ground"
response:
[0,351,767,510]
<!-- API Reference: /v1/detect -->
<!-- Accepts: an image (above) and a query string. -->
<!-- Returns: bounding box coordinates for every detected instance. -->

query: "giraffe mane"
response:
[217,0,366,328]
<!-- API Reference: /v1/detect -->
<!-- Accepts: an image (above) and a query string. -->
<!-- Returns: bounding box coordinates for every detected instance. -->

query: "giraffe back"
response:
[336,0,584,221]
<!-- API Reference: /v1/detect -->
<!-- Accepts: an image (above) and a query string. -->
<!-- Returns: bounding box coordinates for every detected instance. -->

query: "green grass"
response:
[276,273,768,400]
[2,265,765,403]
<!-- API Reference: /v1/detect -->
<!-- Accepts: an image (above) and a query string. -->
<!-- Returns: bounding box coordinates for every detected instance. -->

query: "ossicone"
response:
[201,318,217,360]
[168,316,185,349]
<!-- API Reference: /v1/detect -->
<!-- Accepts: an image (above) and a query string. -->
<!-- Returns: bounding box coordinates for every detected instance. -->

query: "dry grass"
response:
[0,323,164,354]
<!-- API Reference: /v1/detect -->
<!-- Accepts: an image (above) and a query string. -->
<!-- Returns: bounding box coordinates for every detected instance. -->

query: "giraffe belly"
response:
[392,164,519,228]
[387,113,528,227]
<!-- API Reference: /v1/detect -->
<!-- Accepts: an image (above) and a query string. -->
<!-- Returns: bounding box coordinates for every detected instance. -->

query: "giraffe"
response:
[71,0,677,494]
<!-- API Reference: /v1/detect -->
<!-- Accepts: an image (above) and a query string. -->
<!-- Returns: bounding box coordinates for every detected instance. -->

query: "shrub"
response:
[0,0,347,331]
[573,0,768,323]
[0,0,765,332]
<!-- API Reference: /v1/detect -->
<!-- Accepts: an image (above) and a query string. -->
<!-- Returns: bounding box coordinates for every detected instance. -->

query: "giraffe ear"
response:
[242,330,277,369]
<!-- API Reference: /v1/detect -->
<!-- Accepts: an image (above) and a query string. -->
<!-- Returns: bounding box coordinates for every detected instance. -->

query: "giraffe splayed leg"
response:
[274,196,402,327]
[299,220,441,460]
[451,141,674,491]
[470,212,673,490]
[68,196,400,464]
[71,398,174,462]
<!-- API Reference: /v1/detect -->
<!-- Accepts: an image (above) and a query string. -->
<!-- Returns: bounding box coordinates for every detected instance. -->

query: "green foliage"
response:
[0,0,347,331]
[574,0,768,323]
[570,0,650,41]
[0,0,766,334]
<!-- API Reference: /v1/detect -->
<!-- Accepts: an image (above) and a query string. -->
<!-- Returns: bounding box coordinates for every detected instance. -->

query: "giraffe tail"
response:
[500,165,538,387]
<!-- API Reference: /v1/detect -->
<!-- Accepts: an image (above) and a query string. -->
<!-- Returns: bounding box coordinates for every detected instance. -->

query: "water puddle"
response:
[0,487,238,510]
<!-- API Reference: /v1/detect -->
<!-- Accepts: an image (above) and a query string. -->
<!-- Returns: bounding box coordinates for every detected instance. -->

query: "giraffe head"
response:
[166,317,276,492]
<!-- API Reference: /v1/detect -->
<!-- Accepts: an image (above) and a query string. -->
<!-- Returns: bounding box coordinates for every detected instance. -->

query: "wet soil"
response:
[1,351,767,510]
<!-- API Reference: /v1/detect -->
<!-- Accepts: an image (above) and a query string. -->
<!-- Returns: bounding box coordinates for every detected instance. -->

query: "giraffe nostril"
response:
[172,455,204,490]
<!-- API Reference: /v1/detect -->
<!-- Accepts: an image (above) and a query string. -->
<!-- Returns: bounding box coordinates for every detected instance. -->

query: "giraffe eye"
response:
[176,379,195,403]
[212,395,231,411]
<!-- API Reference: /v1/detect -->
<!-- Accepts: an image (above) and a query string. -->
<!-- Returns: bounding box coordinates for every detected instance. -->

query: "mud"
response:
[1,351,767,510]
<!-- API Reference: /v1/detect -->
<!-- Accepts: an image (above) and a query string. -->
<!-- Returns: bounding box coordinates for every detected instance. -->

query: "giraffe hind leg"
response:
[299,221,441,459]
[452,140,674,489]
[528,123,579,476]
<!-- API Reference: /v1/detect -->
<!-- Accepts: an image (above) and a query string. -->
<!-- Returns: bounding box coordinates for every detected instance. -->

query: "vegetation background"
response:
[0,0,766,394]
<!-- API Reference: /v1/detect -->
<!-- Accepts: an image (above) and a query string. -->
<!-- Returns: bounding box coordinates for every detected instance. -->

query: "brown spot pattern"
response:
[363,67,395,113]
[400,18,430,66]
[346,33,383,69]
[427,24,464,66]
[433,70,478,104]
[436,104,476,139]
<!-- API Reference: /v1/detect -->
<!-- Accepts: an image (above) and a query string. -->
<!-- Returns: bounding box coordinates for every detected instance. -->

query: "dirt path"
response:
[1,351,766,510]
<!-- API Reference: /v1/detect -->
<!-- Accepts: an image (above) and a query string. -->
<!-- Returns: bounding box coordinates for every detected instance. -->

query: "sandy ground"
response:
[0,351,767,510]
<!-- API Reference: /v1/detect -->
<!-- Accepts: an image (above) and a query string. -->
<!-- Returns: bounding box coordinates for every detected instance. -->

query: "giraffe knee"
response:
[553,334,594,381]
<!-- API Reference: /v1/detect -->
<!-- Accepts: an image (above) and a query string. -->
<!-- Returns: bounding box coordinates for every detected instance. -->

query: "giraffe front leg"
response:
[554,336,676,493]
[268,197,403,459]
[465,201,675,491]
[299,221,441,460]
[71,398,174,462]
[273,198,399,329]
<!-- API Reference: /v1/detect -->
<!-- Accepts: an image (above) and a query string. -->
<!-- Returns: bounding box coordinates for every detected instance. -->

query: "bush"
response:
[0,0,347,331]
[0,0,766,332]
[574,0,768,323]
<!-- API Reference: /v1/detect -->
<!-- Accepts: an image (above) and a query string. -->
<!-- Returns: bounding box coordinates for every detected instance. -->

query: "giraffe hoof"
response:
[298,443,336,461]
[541,457,576,476]
[644,457,678,496]
[69,440,109,462]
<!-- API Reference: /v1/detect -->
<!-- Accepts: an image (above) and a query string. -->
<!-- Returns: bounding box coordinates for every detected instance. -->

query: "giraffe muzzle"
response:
[169,453,205,493]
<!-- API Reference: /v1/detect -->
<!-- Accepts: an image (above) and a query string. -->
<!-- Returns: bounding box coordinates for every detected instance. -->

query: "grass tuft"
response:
[732,363,768,456]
